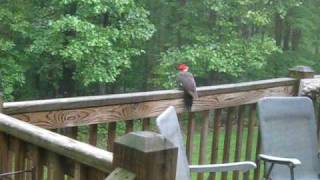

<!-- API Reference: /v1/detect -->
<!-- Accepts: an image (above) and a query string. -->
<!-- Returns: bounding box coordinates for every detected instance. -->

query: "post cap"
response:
[289,65,315,79]
[289,65,314,73]
[115,131,176,153]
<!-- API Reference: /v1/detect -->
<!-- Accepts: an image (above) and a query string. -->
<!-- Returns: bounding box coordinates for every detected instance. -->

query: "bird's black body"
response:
[177,71,198,111]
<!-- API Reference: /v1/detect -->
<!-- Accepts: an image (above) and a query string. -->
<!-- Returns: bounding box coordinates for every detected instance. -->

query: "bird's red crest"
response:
[177,64,189,71]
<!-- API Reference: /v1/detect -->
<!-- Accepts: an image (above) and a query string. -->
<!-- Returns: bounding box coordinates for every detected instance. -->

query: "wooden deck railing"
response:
[0,97,113,180]
[1,66,316,180]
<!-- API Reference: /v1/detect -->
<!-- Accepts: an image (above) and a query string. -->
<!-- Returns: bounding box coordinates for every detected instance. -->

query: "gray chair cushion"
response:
[258,97,320,180]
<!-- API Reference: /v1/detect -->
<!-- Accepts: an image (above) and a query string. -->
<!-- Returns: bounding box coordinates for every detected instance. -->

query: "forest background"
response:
[0,0,319,101]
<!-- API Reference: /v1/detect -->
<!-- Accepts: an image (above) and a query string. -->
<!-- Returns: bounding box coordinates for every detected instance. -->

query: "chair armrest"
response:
[259,154,301,167]
[189,161,256,173]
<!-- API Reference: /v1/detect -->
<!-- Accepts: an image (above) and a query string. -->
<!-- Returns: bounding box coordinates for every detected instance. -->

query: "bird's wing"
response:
[177,72,198,99]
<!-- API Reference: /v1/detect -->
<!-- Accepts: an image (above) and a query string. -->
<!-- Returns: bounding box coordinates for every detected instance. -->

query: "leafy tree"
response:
[0,0,319,100]
[153,0,283,88]
[0,0,155,100]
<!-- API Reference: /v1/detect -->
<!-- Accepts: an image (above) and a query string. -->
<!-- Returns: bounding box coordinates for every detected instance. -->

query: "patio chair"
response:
[258,97,320,180]
[156,106,256,180]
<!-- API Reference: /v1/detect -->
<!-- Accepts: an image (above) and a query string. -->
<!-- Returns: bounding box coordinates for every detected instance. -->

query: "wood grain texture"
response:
[186,112,195,163]
[142,118,150,131]
[10,86,294,129]
[8,138,14,176]
[74,163,88,180]
[0,132,9,174]
[89,125,97,146]
[107,122,116,152]
[47,152,64,180]
[254,132,261,180]
[233,106,246,180]
[3,78,296,114]
[0,93,8,174]
[25,159,32,180]
[208,109,222,180]
[197,111,210,180]
[243,104,257,180]
[0,113,113,173]
[113,132,177,180]
[13,138,26,180]
[125,121,134,133]
[64,127,78,140]
[27,145,43,180]
[222,108,235,180]
[87,168,107,180]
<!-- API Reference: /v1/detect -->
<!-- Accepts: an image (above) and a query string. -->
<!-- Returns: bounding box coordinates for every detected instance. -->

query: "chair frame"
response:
[156,106,256,180]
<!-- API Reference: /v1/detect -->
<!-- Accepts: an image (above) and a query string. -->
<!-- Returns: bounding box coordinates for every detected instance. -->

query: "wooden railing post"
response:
[0,92,3,112]
[112,131,178,180]
[0,92,8,174]
[289,65,315,95]
[289,65,315,79]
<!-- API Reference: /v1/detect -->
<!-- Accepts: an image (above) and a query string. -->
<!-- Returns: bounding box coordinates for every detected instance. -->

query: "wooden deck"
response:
[0,66,318,180]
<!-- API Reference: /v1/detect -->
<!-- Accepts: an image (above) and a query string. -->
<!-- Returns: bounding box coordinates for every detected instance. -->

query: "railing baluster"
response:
[233,105,246,180]
[8,137,14,176]
[209,109,222,180]
[47,152,64,180]
[0,132,9,174]
[74,162,87,180]
[13,138,26,180]
[25,159,31,180]
[88,168,106,180]
[222,107,235,180]
[0,112,113,180]
[89,125,98,146]
[0,96,9,175]
[29,145,43,180]
[244,104,257,179]
[186,112,195,163]
[125,121,134,133]
[107,122,116,151]
[254,131,261,180]
[197,111,210,180]
[64,127,78,140]
[142,118,151,131]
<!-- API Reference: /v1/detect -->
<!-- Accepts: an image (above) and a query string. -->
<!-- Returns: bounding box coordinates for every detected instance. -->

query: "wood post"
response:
[0,92,8,174]
[112,131,178,180]
[288,65,315,79]
[0,92,2,112]
[289,66,315,96]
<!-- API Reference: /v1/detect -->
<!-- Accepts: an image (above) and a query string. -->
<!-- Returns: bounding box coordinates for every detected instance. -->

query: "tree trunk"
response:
[291,29,301,51]
[59,62,75,97]
[208,10,217,30]
[315,32,320,55]
[274,14,283,47]
[58,2,78,97]
[283,20,291,51]
[176,0,187,47]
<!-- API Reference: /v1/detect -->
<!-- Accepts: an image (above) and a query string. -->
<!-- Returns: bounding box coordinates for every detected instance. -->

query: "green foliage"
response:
[0,0,155,100]
[29,0,155,85]
[0,0,319,100]
[152,0,287,88]
[158,37,280,88]
[0,3,28,100]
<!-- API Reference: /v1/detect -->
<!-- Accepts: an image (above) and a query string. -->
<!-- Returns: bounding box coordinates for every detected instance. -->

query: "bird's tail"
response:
[183,92,194,111]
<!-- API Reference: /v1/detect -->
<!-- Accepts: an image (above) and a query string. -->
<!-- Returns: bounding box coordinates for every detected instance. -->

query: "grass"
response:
[75,120,262,180]
[188,127,260,180]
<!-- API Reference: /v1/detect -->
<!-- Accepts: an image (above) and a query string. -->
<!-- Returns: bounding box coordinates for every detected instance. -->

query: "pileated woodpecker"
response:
[177,64,198,111]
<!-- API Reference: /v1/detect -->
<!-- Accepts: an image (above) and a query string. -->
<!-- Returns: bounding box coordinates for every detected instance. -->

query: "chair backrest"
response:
[156,106,191,180]
[258,97,320,178]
